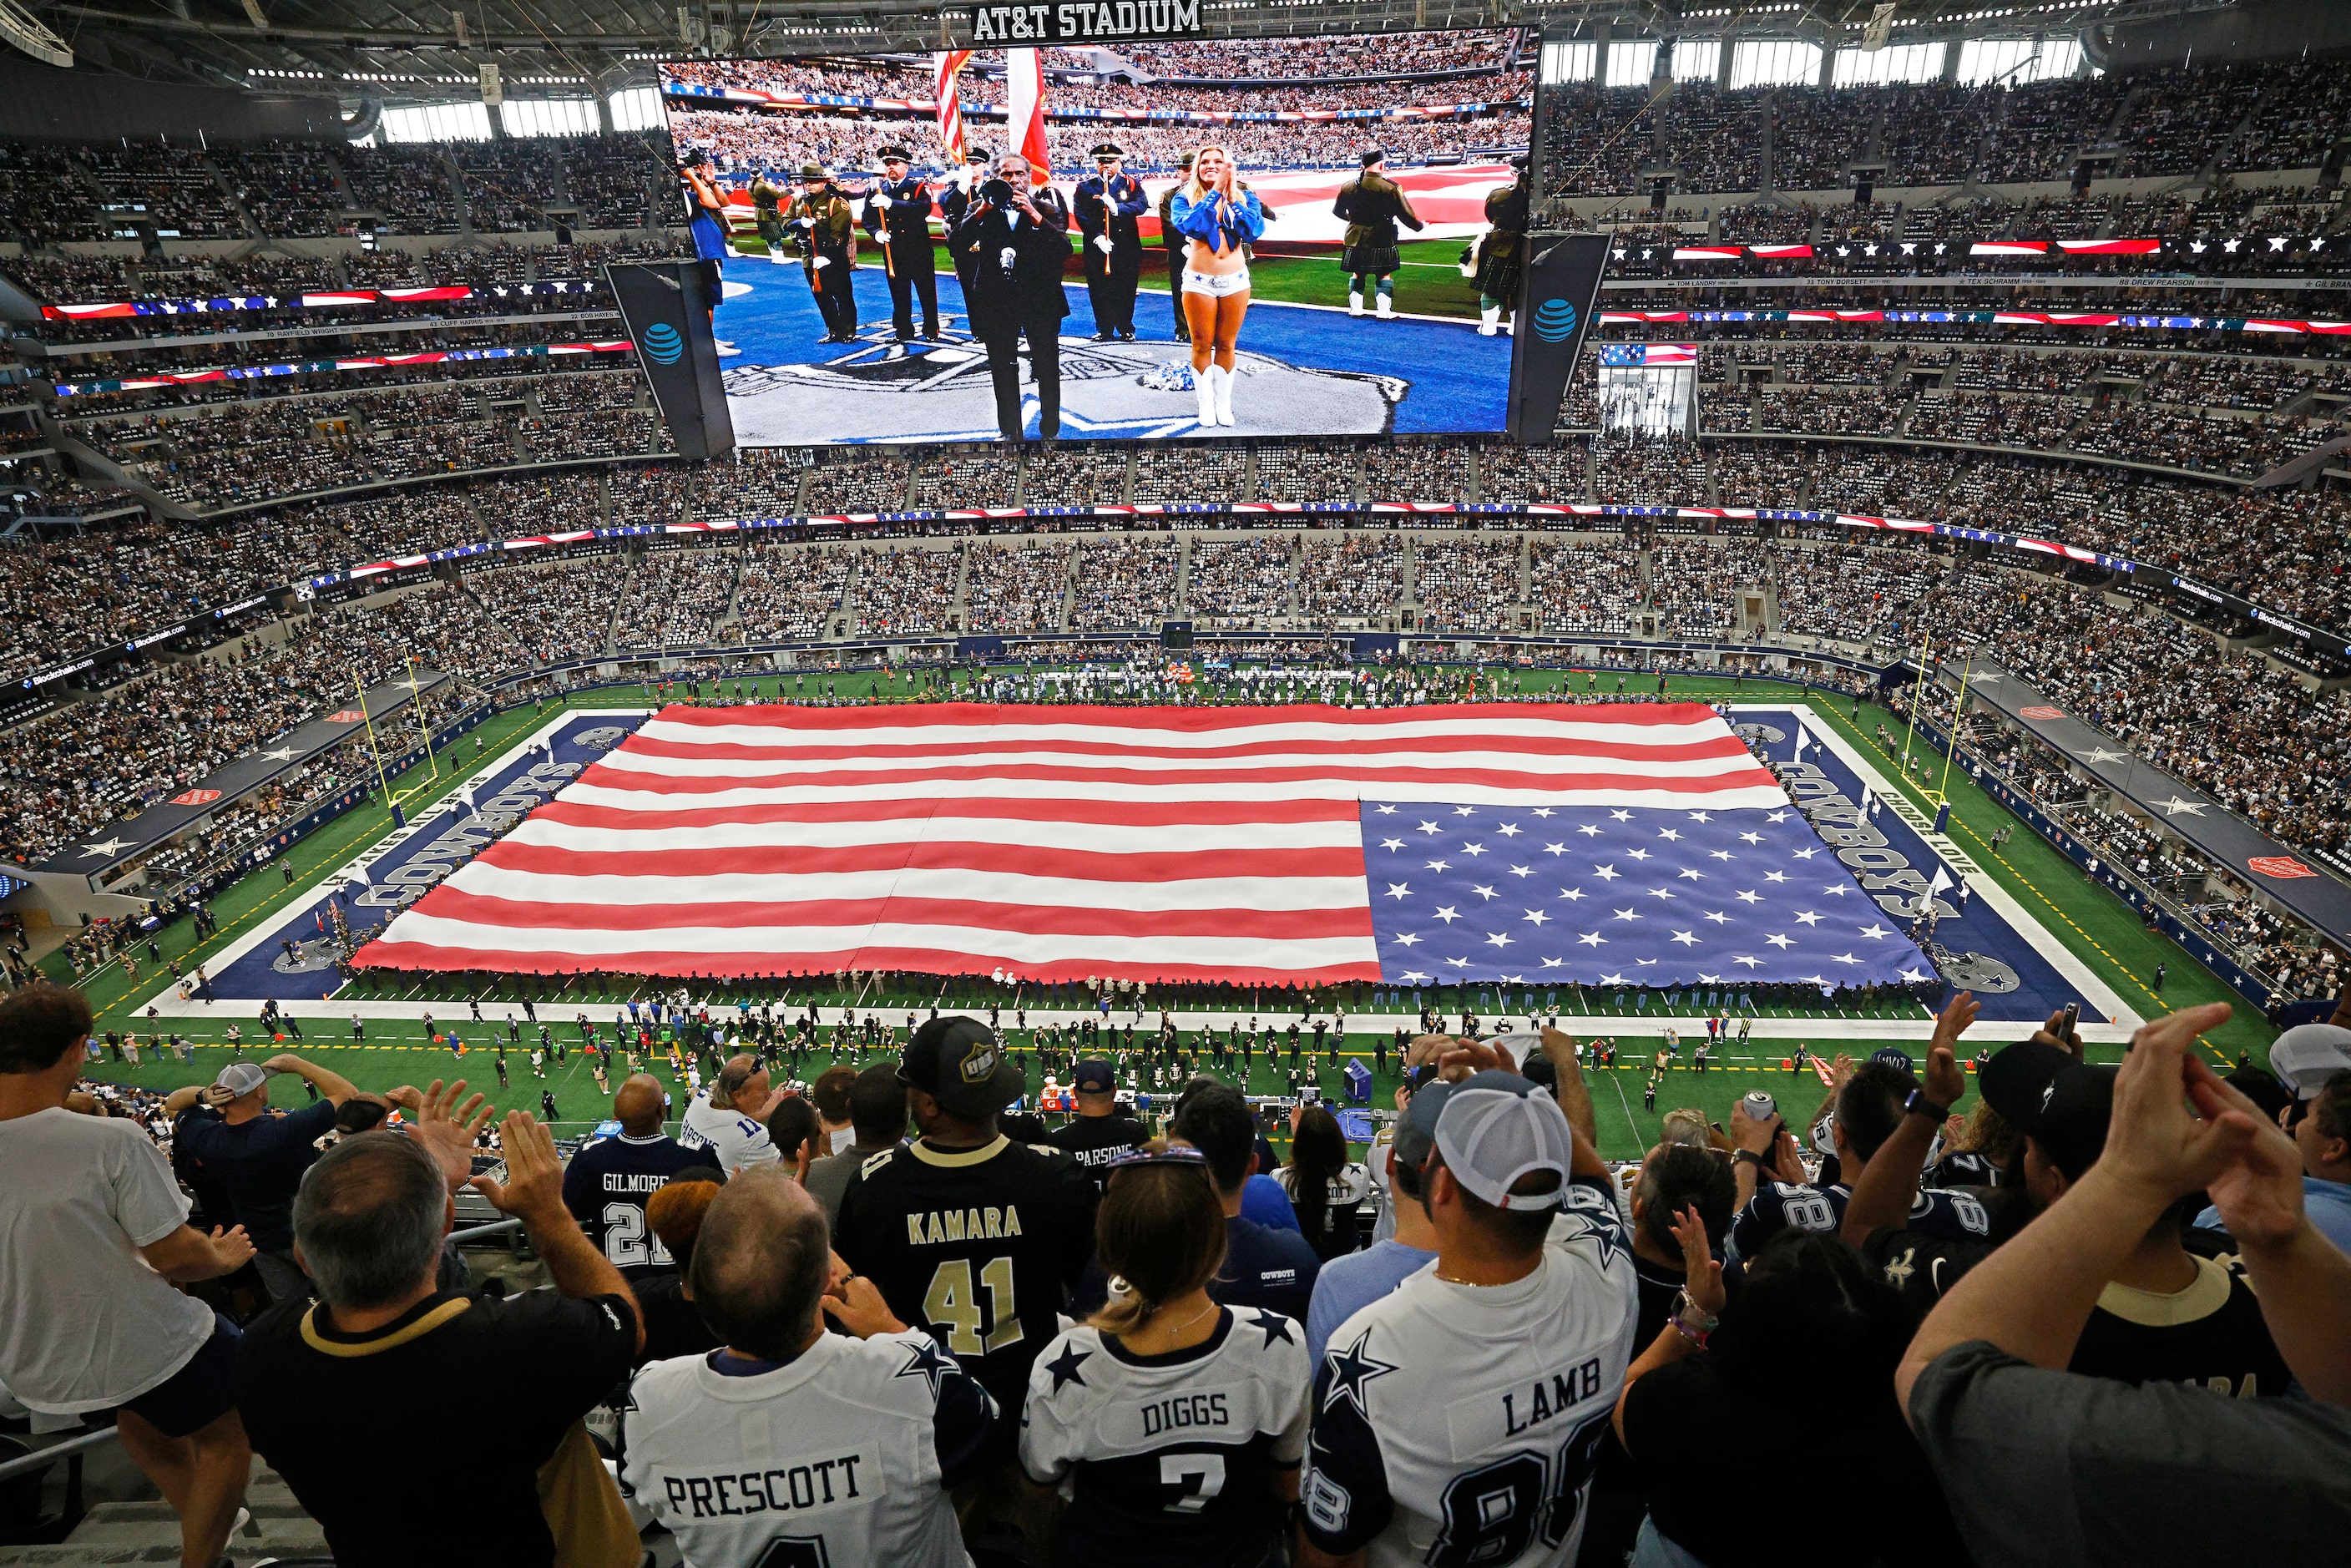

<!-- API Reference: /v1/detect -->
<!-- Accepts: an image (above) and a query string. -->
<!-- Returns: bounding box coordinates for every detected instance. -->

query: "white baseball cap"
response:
[1432,1070,1574,1210]
[2268,1024,2351,1100]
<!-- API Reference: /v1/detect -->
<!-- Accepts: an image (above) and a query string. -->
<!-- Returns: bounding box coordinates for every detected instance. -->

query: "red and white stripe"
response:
[353,702,1784,983]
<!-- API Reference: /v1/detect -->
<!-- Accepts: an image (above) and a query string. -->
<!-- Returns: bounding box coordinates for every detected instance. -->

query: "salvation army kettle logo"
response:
[641,322,685,364]
[1532,298,1579,342]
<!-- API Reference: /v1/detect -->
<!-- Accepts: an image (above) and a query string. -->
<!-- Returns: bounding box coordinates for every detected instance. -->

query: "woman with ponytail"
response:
[1020,1148,1309,1567]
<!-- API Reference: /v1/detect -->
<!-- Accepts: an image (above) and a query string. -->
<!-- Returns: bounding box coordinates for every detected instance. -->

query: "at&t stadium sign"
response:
[966,0,1203,44]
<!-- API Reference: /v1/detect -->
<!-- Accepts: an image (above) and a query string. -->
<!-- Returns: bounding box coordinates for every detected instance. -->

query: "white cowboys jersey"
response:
[624,1331,997,1568]
[680,1090,779,1176]
[1299,1177,1640,1568]
[1020,1306,1310,1567]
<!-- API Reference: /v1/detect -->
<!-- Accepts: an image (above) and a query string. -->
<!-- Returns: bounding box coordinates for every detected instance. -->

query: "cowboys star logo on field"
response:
[169,789,224,806]
[2247,856,2316,879]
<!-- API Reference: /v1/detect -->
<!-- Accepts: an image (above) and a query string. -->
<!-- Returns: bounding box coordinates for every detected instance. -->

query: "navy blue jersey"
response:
[1725,1181,1991,1268]
[559,1131,722,1280]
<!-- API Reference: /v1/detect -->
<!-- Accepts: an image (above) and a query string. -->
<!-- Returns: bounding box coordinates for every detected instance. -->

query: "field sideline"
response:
[49,667,2272,1160]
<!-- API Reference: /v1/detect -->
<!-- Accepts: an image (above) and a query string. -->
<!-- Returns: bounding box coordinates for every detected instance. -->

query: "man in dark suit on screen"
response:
[951,150,1072,443]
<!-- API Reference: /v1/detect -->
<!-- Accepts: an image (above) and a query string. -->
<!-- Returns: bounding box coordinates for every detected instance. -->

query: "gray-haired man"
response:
[234,1091,645,1568]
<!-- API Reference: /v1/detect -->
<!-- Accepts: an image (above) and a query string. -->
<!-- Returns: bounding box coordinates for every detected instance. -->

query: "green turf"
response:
[54,666,2273,1158]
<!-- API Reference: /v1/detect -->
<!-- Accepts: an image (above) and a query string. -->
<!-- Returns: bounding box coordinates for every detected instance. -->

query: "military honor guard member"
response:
[1073,142,1148,341]
[862,144,942,341]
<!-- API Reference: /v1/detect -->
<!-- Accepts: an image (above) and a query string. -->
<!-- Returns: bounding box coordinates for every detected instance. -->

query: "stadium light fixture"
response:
[0,0,73,68]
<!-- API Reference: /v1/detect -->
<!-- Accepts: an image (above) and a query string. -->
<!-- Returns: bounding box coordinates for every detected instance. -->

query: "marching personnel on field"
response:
[862,144,942,341]
[938,146,991,313]
[1073,142,1147,341]
[1155,152,1194,343]
[788,161,860,344]
[749,167,790,266]
[1469,153,1531,336]
[1332,146,1424,319]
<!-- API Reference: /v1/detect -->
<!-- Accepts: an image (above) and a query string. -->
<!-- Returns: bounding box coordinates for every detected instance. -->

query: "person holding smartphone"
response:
[1168,144,1264,430]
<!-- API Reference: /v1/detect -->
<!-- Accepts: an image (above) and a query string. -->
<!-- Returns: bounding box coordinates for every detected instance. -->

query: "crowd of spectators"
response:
[1068,535,1180,631]
[962,540,1073,635]
[1185,535,1296,626]
[732,540,853,641]
[850,545,963,637]
[612,545,737,650]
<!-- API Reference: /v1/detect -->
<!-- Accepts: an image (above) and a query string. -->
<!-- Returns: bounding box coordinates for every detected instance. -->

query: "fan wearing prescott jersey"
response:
[1724,1059,1990,1269]
[680,1057,781,1176]
[834,1018,1098,1414]
[1022,1153,1311,1568]
[563,1075,723,1280]
[1300,1071,1638,1568]
[624,1168,1001,1568]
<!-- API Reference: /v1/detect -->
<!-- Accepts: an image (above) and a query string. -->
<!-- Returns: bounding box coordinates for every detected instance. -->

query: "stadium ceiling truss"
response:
[18,0,2242,94]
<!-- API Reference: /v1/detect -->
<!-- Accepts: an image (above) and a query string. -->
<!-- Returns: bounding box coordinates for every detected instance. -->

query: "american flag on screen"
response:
[352,703,1929,987]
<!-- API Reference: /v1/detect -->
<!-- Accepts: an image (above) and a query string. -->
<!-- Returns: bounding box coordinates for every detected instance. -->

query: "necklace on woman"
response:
[1131,1298,1217,1348]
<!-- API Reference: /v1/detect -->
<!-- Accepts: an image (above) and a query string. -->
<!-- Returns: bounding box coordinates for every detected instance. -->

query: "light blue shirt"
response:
[1305,1238,1436,1367]
[2196,1176,2351,1258]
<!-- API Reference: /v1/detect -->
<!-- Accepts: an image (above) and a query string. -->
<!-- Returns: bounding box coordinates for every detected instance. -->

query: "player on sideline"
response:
[624,1167,1001,1566]
[1297,1047,1638,1568]
[1169,144,1264,430]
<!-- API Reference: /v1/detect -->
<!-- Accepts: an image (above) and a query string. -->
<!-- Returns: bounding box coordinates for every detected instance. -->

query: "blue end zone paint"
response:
[711,255,1508,436]
[1738,709,2092,1022]
[212,714,646,1002]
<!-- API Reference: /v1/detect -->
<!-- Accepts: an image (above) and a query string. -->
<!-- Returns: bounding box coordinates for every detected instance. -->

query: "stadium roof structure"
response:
[13,0,2245,95]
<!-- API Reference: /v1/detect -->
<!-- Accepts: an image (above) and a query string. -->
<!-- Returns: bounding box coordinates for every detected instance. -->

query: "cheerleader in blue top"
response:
[1167,144,1264,429]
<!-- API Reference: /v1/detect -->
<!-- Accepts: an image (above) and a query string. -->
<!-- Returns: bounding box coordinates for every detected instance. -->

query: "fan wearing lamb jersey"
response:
[1299,1065,1639,1568]
[1723,1056,1990,1271]
[623,1168,1003,1568]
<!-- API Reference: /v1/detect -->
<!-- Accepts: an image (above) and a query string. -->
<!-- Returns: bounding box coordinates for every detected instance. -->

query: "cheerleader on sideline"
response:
[1168,144,1265,429]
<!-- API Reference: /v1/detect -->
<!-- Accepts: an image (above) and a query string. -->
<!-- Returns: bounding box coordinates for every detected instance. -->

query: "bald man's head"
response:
[685,1166,829,1359]
[614,1074,666,1136]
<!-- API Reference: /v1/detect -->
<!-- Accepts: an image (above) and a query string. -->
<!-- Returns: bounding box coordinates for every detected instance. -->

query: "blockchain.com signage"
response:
[963,2,1203,43]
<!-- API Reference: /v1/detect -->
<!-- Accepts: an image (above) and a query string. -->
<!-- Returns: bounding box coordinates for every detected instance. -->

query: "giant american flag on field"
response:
[352,702,1932,987]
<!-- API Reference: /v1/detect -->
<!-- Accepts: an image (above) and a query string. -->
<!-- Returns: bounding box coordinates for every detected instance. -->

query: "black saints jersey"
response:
[1021,1306,1309,1566]
[833,1134,1099,1413]
[1048,1111,1150,1191]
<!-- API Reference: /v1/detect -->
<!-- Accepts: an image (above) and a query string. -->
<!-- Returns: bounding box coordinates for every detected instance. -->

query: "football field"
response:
[53,666,2271,1161]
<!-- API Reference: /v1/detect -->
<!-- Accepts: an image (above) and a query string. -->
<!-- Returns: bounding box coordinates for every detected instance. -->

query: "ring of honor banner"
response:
[1507,232,1610,444]
[604,261,736,460]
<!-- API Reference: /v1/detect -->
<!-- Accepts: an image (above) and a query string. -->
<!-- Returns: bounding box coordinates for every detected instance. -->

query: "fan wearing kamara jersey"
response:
[1022,1151,1311,1568]
[624,1167,1003,1568]
[1723,1057,1990,1269]
[1299,1062,1639,1568]
[835,1018,1099,1414]
[562,1075,724,1280]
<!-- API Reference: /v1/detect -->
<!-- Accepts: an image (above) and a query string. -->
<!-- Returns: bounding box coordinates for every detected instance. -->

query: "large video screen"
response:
[657,29,1531,443]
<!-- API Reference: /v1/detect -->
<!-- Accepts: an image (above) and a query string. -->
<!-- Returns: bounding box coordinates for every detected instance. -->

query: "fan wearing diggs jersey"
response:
[680,1056,786,1177]
[1022,1149,1310,1568]
[1297,1055,1640,1568]
[563,1075,723,1280]
[624,1166,1002,1568]
[1722,1017,1993,1272]
[834,1017,1099,1414]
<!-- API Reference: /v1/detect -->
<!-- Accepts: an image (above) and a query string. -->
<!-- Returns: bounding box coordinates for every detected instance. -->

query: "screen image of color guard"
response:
[655,27,1534,443]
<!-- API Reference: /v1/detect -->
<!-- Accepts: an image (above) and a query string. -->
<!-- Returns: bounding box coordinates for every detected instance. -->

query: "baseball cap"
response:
[898,1016,1024,1118]
[215,1061,269,1098]
[1073,1058,1116,1094]
[1868,1047,1915,1073]
[1390,1078,1453,1175]
[1978,1040,2116,1181]
[1431,1070,1574,1211]
[2267,1024,2351,1100]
